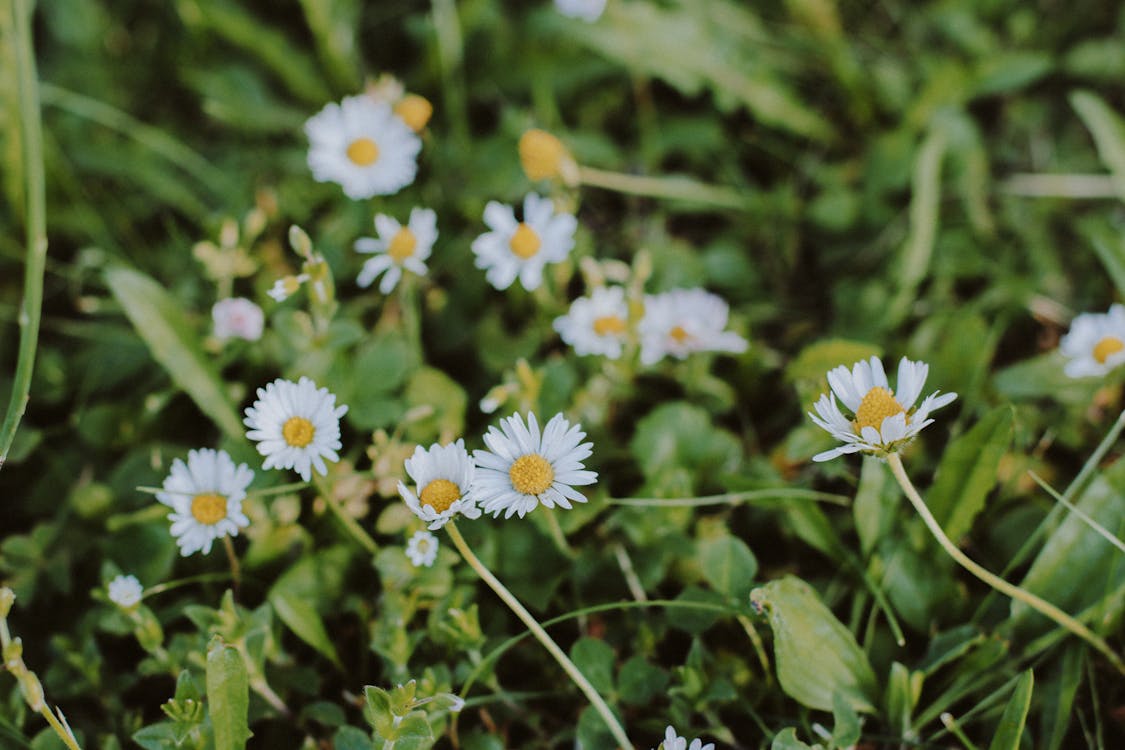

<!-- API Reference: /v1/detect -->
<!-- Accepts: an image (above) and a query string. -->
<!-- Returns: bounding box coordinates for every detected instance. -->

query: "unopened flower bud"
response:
[394,94,434,132]
[519,129,579,185]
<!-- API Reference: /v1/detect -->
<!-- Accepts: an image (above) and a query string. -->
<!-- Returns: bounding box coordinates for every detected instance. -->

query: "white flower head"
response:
[157,448,254,556]
[638,288,748,365]
[809,356,958,462]
[555,0,607,22]
[398,439,481,530]
[244,377,349,481]
[471,193,577,291]
[405,529,439,567]
[267,273,310,303]
[654,726,715,750]
[355,208,438,294]
[305,94,422,200]
[554,286,630,359]
[472,412,597,519]
[107,574,144,609]
[1060,304,1125,378]
[212,297,264,342]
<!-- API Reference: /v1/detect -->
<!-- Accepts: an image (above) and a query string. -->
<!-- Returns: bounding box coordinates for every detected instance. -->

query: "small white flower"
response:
[267,273,310,302]
[244,377,348,481]
[809,356,958,462]
[554,0,606,22]
[398,439,481,530]
[157,448,254,556]
[654,725,715,750]
[471,193,577,291]
[638,288,748,365]
[305,94,422,200]
[355,208,437,294]
[212,297,264,341]
[553,286,630,359]
[472,412,597,519]
[107,574,144,609]
[1060,304,1125,378]
[405,530,439,567]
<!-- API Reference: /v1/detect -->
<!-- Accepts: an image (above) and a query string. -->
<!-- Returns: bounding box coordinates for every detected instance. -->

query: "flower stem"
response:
[885,453,1125,674]
[315,477,378,555]
[577,165,747,211]
[444,522,632,750]
[222,536,242,592]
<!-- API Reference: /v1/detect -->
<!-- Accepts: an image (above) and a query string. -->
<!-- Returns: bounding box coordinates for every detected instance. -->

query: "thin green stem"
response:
[885,453,1125,675]
[1028,470,1125,554]
[940,712,983,750]
[444,522,632,750]
[315,477,378,555]
[399,275,423,367]
[37,708,81,750]
[0,0,48,469]
[222,536,242,593]
[540,506,576,558]
[577,165,747,210]
[608,488,850,507]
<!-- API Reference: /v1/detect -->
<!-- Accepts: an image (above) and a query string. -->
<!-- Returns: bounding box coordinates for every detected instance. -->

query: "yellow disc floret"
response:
[519,129,574,182]
[420,479,461,513]
[509,223,542,259]
[282,416,316,448]
[394,94,433,132]
[388,228,418,263]
[346,137,380,166]
[854,387,905,432]
[593,315,627,337]
[1093,336,1125,364]
[508,454,555,496]
[191,493,228,525]
[669,325,691,343]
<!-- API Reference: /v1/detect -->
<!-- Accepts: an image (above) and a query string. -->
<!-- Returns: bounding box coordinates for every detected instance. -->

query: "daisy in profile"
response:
[554,0,607,22]
[107,574,144,610]
[355,208,437,294]
[472,412,597,519]
[809,356,957,462]
[244,377,348,481]
[405,530,439,567]
[638,288,748,365]
[653,726,715,750]
[305,94,422,199]
[1060,304,1125,378]
[553,286,630,359]
[157,448,254,556]
[398,439,480,530]
[212,297,264,342]
[471,193,577,291]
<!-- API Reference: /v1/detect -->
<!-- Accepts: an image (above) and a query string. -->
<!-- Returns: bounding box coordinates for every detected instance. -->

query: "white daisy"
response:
[244,377,349,481]
[653,726,714,750]
[809,356,958,462]
[1059,304,1125,378]
[398,439,481,530]
[555,0,607,22]
[212,297,264,342]
[305,94,422,200]
[472,412,597,519]
[553,286,630,359]
[405,530,439,567]
[638,288,748,365]
[156,448,254,556]
[471,193,577,292]
[355,208,437,294]
[107,574,144,609]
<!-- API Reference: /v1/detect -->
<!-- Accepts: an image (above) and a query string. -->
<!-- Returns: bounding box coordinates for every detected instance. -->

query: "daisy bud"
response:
[0,587,14,618]
[519,129,579,185]
[394,94,434,132]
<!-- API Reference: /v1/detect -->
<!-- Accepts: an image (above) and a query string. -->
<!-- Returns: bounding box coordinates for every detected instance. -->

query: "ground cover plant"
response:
[2,0,1125,748]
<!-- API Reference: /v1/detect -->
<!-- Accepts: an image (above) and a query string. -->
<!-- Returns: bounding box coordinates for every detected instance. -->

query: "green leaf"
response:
[104,267,243,440]
[363,686,395,739]
[1039,645,1083,750]
[267,548,348,667]
[698,532,758,601]
[987,670,1033,750]
[787,339,882,407]
[131,723,180,750]
[268,588,341,667]
[770,727,817,750]
[629,402,742,492]
[616,656,669,706]
[569,638,616,695]
[206,637,252,750]
[391,712,434,750]
[1071,90,1125,202]
[332,725,375,750]
[403,367,467,442]
[831,691,861,747]
[883,662,923,738]
[1079,217,1125,301]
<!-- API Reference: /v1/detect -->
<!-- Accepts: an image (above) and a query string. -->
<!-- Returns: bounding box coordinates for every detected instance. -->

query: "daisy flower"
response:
[267,273,311,303]
[405,530,439,567]
[471,193,577,292]
[157,448,254,556]
[212,297,264,342]
[107,574,144,609]
[638,288,748,365]
[809,356,958,462]
[472,412,597,519]
[555,0,607,22]
[553,286,630,359]
[355,208,437,294]
[305,94,422,200]
[1059,304,1125,378]
[653,726,715,750]
[398,439,481,530]
[244,377,349,481]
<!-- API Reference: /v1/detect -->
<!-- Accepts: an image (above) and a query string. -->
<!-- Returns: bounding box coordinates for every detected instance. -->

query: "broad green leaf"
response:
[630,402,742,492]
[752,576,878,713]
[1039,645,1082,750]
[268,589,341,667]
[770,728,817,750]
[205,638,252,750]
[104,267,243,440]
[786,339,882,407]
[131,723,179,750]
[831,691,861,747]
[987,670,1033,750]
[363,686,395,738]
[267,547,349,667]
[404,367,467,443]
[332,725,374,750]
[853,455,895,555]
[1079,217,1125,301]
[617,656,669,706]
[391,712,434,750]
[576,705,619,750]
[1071,90,1125,202]
[698,532,758,601]
[993,352,1099,405]
[568,637,616,695]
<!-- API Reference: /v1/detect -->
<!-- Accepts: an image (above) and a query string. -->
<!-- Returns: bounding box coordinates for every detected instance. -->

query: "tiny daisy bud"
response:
[405,529,439,567]
[107,574,144,609]
[519,129,578,184]
[399,440,481,529]
[157,449,254,556]
[0,587,14,618]
[244,377,349,481]
[1060,304,1125,378]
[394,94,434,132]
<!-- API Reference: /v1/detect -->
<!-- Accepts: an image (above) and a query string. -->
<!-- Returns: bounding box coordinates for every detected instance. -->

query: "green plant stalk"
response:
[940,712,983,750]
[885,453,1125,675]
[577,165,747,210]
[314,477,378,555]
[609,487,850,507]
[1028,470,1125,554]
[431,0,469,149]
[444,522,632,750]
[1,609,82,750]
[0,0,48,469]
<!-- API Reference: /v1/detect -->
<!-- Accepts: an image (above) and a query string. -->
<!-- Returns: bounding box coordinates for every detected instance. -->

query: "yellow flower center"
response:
[191,493,228,525]
[508,454,555,496]
[854,387,906,432]
[282,416,315,448]
[669,325,691,343]
[420,479,461,513]
[388,228,417,263]
[1093,336,1125,364]
[346,137,380,166]
[509,223,542,259]
[394,94,433,132]
[593,315,627,337]
[519,129,569,181]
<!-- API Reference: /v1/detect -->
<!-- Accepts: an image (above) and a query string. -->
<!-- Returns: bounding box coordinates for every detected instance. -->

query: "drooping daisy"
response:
[405,530,439,567]
[638,288,748,365]
[244,377,349,481]
[1059,304,1125,378]
[471,193,577,292]
[398,439,481,530]
[809,356,958,462]
[212,297,264,342]
[305,94,422,200]
[653,725,715,750]
[472,412,597,519]
[157,448,254,556]
[355,208,437,294]
[554,0,607,22]
[107,574,144,609]
[553,286,630,358]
